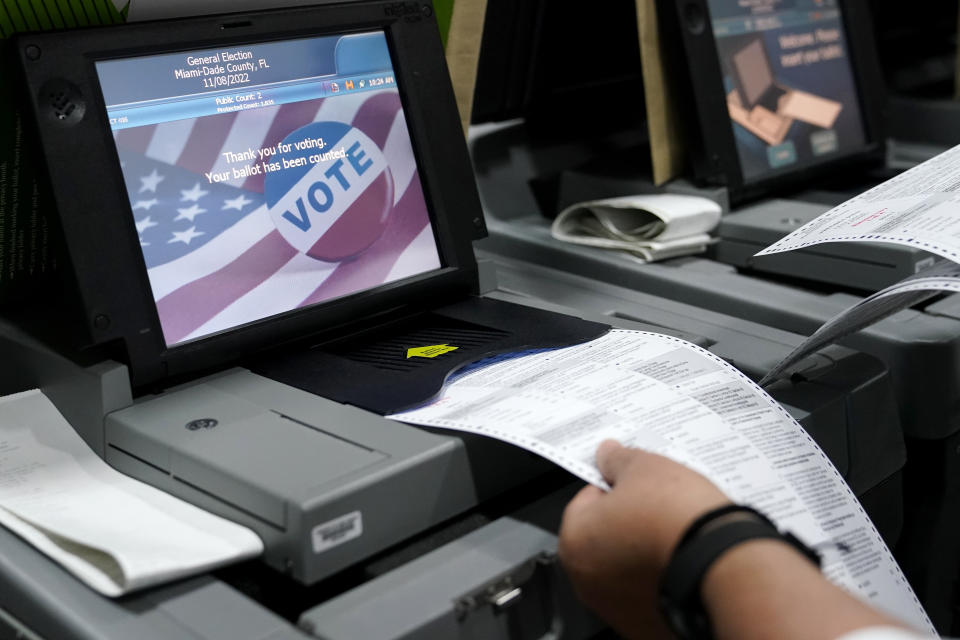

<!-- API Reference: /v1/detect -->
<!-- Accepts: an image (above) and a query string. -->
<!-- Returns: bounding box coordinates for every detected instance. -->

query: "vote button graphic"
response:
[265,121,394,262]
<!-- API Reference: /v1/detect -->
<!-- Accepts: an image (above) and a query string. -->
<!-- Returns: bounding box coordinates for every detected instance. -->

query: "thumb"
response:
[595,439,634,486]
[563,483,605,518]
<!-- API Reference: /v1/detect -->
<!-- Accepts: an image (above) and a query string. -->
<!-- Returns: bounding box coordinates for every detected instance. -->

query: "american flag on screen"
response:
[113,90,439,346]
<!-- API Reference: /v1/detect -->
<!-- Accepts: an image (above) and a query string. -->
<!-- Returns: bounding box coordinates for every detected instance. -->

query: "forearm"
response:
[558,443,922,640]
[702,539,905,640]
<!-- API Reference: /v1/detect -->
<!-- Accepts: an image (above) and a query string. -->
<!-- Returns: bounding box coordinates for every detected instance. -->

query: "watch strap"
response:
[658,505,821,639]
[661,519,785,605]
[675,503,770,548]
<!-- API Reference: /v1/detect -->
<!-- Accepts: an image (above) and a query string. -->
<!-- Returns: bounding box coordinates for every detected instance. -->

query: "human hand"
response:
[558,439,731,640]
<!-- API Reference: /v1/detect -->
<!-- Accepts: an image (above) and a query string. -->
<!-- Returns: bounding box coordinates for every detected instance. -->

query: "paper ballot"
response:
[0,390,263,596]
[750,143,960,382]
[389,330,934,633]
[761,261,960,386]
[756,143,960,261]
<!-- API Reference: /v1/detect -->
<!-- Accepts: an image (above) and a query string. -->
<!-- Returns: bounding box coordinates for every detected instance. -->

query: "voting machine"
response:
[0,2,816,638]
[0,4,915,640]
[649,0,945,292]
[0,3,621,638]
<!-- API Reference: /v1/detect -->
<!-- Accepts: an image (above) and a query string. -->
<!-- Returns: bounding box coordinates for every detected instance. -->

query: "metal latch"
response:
[453,550,556,619]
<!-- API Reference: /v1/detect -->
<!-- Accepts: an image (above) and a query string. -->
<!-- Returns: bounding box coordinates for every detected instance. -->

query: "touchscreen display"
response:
[706,0,867,182]
[95,32,441,346]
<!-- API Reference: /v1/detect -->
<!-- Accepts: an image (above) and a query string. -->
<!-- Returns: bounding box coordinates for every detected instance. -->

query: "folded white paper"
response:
[551,194,722,262]
[0,389,263,596]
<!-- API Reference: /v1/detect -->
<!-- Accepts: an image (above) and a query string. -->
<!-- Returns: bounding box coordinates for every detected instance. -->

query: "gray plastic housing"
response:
[0,301,709,580]
[299,516,598,640]
[0,272,909,637]
[0,259,908,579]
[106,370,481,584]
[0,356,598,640]
[0,309,608,640]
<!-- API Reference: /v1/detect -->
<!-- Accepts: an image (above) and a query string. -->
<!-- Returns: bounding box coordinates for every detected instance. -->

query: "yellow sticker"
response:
[406,344,459,359]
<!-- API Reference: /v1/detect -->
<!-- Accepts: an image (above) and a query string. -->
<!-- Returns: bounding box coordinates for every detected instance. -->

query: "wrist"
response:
[652,498,734,573]
[702,537,823,601]
[701,540,894,640]
[657,504,821,640]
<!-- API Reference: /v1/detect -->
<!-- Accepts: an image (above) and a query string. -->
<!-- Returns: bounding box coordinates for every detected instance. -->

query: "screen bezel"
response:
[15,3,482,388]
[661,0,886,203]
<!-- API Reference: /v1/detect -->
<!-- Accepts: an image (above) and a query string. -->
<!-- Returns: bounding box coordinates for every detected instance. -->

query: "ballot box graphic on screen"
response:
[706,0,867,181]
[726,35,841,146]
[96,32,441,346]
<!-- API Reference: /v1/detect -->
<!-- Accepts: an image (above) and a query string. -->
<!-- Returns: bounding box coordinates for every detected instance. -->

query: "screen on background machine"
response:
[706,0,867,182]
[95,32,442,347]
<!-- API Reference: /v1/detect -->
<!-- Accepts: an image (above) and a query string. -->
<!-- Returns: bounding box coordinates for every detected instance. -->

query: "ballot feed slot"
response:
[607,312,716,350]
[713,199,938,291]
[251,296,609,415]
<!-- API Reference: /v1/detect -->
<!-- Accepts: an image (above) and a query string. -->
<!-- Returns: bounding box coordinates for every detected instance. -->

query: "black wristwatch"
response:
[657,504,822,639]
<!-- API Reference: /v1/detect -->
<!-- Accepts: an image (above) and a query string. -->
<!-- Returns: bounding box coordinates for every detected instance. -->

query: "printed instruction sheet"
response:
[390,330,934,632]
